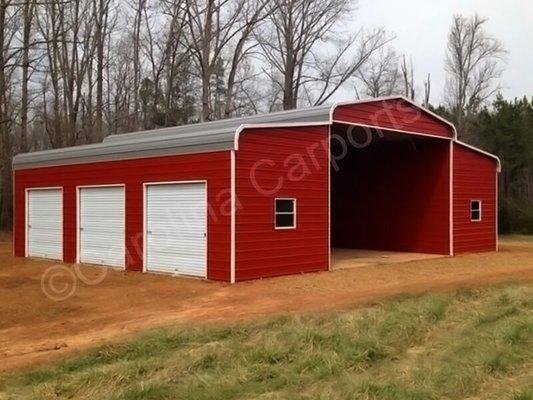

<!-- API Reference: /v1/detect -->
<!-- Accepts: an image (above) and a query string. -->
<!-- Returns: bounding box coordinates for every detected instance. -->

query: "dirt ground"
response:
[1,236,533,373]
[331,248,443,269]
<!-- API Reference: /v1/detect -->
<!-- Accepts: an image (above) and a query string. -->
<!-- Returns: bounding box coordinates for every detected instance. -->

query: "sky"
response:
[341,0,533,105]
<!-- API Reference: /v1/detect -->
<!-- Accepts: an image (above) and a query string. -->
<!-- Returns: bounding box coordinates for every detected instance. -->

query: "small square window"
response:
[275,199,296,229]
[471,200,481,221]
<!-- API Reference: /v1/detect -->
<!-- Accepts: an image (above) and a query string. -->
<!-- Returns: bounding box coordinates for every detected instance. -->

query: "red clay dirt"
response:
[1,235,532,373]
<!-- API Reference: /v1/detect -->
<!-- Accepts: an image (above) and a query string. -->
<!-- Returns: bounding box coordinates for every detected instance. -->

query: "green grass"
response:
[501,234,533,243]
[1,283,532,400]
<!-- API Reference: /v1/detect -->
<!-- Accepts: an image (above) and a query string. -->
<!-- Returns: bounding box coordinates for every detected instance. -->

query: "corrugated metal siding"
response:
[331,138,450,254]
[333,98,454,138]
[453,143,497,253]
[14,152,230,281]
[27,188,63,260]
[79,186,125,267]
[235,126,329,280]
[145,183,207,276]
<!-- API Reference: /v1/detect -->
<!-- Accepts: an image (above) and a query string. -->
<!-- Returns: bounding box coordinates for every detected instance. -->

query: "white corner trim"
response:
[449,141,454,256]
[327,125,331,271]
[495,170,499,251]
[230,150,236,284]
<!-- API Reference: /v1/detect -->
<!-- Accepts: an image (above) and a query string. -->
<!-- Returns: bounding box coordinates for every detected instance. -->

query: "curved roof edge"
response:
[13,96,466,170]
[13,105,332,170]
[331,95,458,139]
[454,140,502,172]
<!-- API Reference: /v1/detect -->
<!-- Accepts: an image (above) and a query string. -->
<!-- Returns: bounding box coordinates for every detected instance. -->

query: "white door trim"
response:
[142,180,208,277]
[76,184,126,269]
[25,187,64,260]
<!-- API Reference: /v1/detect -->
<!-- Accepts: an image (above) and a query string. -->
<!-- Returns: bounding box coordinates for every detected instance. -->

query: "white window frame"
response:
[274,198,296,230]
[470,199,482,222]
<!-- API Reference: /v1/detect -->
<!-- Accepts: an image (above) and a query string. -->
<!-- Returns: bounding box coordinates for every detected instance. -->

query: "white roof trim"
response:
[331,120,452,141]
[454,140,502,171]
[234,121,330,151]
[331,95,458,139]
[13,96,464,170]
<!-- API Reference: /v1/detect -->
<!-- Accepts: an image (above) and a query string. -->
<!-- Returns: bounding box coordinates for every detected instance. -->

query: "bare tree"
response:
[223,0,271,118]
[184,0,270,121]
[400,55,415,100]
[357,47,400,98]
[445,14,506,137]
[20,0,36,152]
[93,0,112,140]
[423,73,431,107]
[258,0,391,110]
[0,0,404,229]
[131,0,146,130]
[0,0,19,226]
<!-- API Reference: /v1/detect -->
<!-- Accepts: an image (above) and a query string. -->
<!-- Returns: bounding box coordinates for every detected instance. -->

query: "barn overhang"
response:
[12,96,499,170]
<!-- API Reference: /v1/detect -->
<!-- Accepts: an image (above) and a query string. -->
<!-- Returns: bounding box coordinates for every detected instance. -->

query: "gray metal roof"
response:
[15,96,497,171]
[13,104,332,170]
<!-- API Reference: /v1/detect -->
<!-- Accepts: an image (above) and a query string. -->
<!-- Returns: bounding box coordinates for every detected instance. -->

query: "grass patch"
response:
[0,283,532,400]
[512,388,533,400]
[500,234,533,243]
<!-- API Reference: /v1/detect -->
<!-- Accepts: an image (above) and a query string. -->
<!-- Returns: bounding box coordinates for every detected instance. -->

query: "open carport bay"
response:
[331,249,444,270]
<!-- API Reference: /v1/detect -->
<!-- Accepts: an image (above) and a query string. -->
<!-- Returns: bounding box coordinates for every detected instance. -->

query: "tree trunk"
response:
[283,57,296,110]
[0,0,13,228]
[132,0,145,130]
[20,0,35,153]
[200,0,214,122]
[94,0,106,141]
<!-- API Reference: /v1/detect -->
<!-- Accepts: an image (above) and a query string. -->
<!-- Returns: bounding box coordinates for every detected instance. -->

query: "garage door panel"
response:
[80,248,123,265]
[80,220,124,230]
[79,186,125,267]
[27,189,63,260]
[146,183,207,276]
[27,242,61,255]
[147,244,205,258]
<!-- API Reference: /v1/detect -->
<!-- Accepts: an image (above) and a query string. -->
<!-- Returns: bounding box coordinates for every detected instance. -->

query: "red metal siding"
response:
[331,137,451,254]
[453,143,497,253]
[14,152,231,281]
[334,98,454,138]
[235,126,329,280]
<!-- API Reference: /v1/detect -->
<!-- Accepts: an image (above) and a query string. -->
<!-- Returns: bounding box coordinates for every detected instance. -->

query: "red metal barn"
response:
[13,97,500,282]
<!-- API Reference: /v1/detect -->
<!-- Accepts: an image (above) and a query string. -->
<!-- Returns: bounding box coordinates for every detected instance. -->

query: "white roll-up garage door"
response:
[145,182,207,277]
[27,188,63,260]
[79,186,125,267]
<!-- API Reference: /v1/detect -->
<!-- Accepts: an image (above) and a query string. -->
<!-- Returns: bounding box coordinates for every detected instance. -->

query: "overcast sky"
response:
[345,0,533,105]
